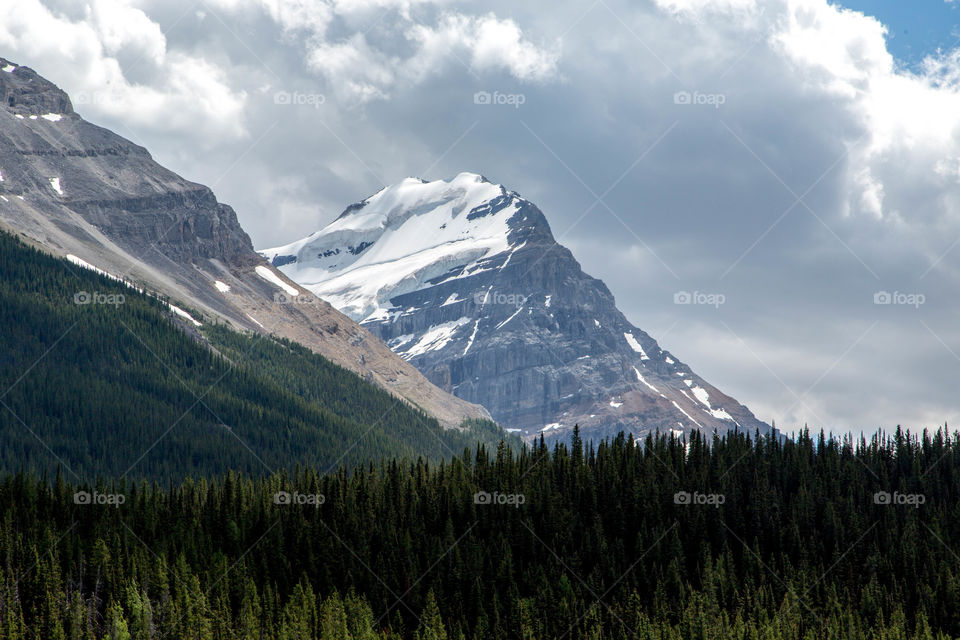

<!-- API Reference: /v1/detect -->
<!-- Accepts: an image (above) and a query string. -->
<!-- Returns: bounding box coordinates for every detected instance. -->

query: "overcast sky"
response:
[3,0,959,436]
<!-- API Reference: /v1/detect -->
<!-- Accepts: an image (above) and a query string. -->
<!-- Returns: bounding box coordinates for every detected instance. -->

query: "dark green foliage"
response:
[2,429,960,638]
[0,231,507,480]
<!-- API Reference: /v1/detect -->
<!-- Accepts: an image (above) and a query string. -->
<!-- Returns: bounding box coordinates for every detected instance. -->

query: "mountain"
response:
[0,56,488,428]
[261,173,771,441]
[0,229,509,479]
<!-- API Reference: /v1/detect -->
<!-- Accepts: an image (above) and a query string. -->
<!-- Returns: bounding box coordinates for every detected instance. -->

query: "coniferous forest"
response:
[0,231,510,480]
[3,429,960,639]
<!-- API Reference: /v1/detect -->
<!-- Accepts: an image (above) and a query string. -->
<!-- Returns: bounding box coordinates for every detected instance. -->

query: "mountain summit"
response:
[261,173,771,441]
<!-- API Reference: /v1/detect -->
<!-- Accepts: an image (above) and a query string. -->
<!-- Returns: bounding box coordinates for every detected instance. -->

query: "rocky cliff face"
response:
[0,57,489,428]
[262,173,771,442]
[0,58,255,266]
[1,62,72,115]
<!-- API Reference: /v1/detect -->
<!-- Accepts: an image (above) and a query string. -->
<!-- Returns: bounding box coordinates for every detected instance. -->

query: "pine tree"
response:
[106,602,131,640]
[317,589,348,640]
[237,578,263,640]
[415,590,448,640]
[345,590,379,640]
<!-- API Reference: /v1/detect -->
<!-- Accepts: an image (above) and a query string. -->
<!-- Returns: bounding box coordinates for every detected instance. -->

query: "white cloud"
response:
[655,0,758,16]
[86,0,166,63]
[251,0,335,34]
[307,10,559,101]
[657,0,960,235]
[772,1,960,157]
[207,0,559,102]
[306,34,395,102]
[773,0,892,91]
[409,13,559,82]
[0,0,247,139]
[209,0,437,28]
[854,167,884,219]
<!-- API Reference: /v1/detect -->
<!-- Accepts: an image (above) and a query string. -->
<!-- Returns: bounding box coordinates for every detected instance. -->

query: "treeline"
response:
[3,427,960,639]
[0,230,510,480]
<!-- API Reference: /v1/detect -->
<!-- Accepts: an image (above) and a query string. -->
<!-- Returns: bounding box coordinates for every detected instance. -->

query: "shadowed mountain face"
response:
[0,57,489,428]
[261,173,772,442]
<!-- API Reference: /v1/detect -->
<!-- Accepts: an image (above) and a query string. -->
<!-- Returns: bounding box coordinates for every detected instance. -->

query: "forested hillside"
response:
[2,428,958,639]
[0,231,509,480]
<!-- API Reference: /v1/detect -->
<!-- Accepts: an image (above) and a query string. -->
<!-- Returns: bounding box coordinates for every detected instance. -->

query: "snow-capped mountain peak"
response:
[261,174,771,442]
[260,172,539,322]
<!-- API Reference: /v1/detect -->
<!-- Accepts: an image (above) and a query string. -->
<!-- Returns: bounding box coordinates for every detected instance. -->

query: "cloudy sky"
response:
[3,0,959,436]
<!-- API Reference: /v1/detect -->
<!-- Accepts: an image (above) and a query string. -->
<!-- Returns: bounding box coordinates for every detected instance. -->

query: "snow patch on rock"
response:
[624,332,649,359]
[169,303,202,327]
[398,317,472,359]
[671,400,703,428]
[255,265,299,296]
[633,367,659,393]
[691,385,711,408]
